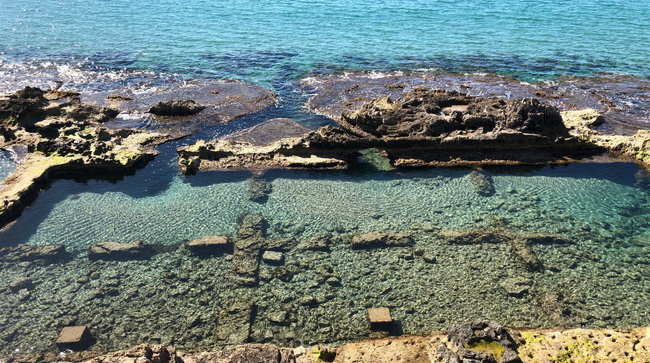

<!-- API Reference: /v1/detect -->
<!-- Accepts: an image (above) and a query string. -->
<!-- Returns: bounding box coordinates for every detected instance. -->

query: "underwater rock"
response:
[469,170,495,196]
[510,239,542,271]
[536,290,572,326]
[231,214,267,285]
[349,231,414,249]
[187,235,232,255]
[221,118,312,145]
[295,234,333,251]
[499,277,533,297]
[148,99,205,116]
[262,251,284,265]
[8,277,33,292]
[440,227,570,271]
[215,300,255,347]
[248,175,272,203]
[87,240,151,260]
[0,243,67,264]
[0,87,175,229]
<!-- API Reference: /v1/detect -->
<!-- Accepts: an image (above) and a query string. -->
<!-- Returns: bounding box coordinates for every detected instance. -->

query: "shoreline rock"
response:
[0,87,181,229]
[177,90,604,173]
[3,324,649,363]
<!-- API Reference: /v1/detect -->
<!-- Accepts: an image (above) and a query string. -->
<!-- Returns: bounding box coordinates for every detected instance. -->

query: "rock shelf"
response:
[177,90,604,173]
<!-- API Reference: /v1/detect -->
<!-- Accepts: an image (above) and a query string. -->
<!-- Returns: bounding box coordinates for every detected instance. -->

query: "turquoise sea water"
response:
[1,0,650,83]
[3,0,650,356]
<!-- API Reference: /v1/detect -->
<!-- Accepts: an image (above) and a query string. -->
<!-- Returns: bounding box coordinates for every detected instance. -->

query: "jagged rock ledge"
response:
[0,87,177,228]
[3,321,650,363]
[177,90,604,173]
[562,109,650,167]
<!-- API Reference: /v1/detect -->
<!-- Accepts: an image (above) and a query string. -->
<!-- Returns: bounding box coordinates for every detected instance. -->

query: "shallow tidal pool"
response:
[1,153,650,355]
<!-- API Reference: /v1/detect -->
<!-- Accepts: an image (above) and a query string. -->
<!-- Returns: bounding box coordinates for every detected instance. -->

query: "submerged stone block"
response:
[87,240,150,260]
[262,250,284,264]
[0,244,67,264]
[350,231,414,249]
[56,326,94,350]
[367,308,393,331]
[187,235,232,255]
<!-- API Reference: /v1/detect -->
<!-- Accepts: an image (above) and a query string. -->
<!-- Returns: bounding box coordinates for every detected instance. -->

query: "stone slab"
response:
[262,250,284,264]
[187,235,232,255]
[367,308,393,331]
[56,326,94,350]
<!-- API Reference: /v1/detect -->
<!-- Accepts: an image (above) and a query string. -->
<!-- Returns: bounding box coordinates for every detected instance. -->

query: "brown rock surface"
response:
[334,335,433,363]
[177,91,602,173]
[187,235,232,255]
[56,326,94,350]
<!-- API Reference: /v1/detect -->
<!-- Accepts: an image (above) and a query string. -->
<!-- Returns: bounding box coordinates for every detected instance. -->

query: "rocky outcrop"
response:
[177,91,602,173]
[0,87,176,228]
[340,91,566,138]
[563,108,650,167]
[148,100,205,116]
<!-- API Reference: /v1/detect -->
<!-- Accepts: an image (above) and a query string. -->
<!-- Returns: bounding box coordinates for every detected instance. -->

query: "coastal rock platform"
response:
[0,87,176,228]
[3,323,649,363]
[177,90,603,173]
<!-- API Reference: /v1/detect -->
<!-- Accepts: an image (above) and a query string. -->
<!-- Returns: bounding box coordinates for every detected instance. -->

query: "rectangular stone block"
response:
[187,235,232,255]
[367,308,393,331]
[262,250,284,264]
[56,326,94,350]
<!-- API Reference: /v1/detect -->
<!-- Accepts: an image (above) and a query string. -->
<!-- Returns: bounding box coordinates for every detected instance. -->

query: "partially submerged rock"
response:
[177,90,602,173]
[187,235,232,255]
[438,320,523,363]
[222,118,312,145]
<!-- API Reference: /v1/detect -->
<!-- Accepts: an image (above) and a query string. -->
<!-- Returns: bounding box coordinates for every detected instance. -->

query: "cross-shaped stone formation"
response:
[230,214,296,286]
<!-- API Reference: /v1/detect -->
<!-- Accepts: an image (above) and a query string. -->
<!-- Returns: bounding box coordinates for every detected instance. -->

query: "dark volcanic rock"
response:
[446,320,522,363]
[87,240,150,260]
[148,100,205,116]
[0,244,67,263]
[350,231,414,249]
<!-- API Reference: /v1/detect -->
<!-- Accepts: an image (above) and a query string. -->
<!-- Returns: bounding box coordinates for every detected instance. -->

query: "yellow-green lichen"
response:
[547,337,598,363]
[465,340,505,362]
[521,332,547,345]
